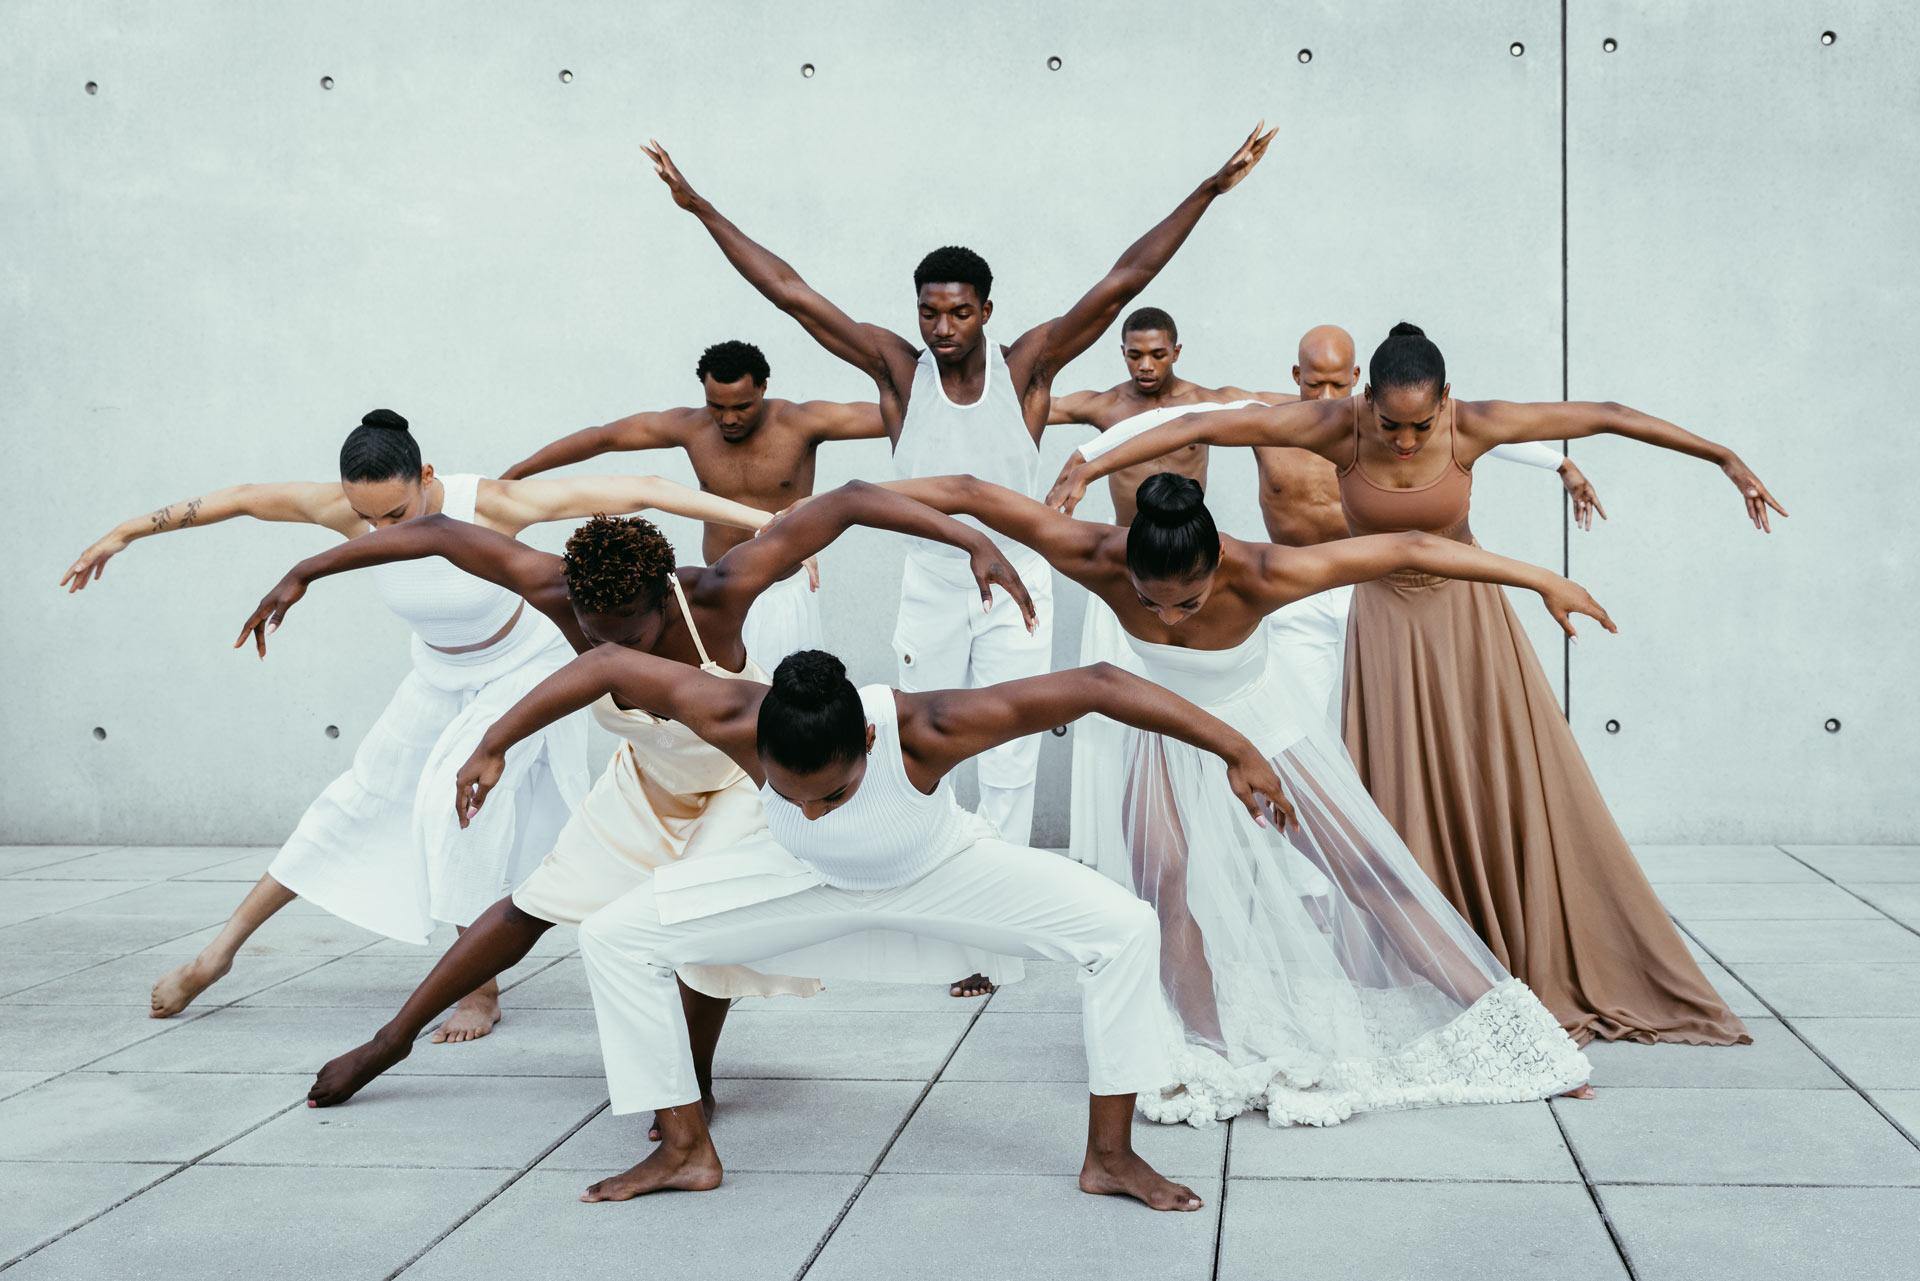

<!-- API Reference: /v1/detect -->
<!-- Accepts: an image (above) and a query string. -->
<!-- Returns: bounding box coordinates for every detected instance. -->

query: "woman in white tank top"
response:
[447,645,1286,1211]
[63,409,774,1037]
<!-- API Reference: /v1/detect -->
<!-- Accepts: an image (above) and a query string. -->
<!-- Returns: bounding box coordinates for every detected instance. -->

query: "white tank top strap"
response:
[368,472,525,650]
[895,343,1040,563]
[666,574,716,669]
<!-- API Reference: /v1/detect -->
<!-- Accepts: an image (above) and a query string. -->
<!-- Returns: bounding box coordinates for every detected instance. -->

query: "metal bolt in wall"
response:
[1825,718,1841,733]
[1510,42,1525,57]
[801,63,815,78]
[1821,31,1837,46]
[1604,719,1620,734]
[1051,725,1068,737]
[558,69,573,84]
[1602,38,1618,53]
[1297,49,1312,64]
[325,724,341,739]
[84,81,98,95]
[320,75,334,90]
[92,727,107,741]
[1047,56,1062,71]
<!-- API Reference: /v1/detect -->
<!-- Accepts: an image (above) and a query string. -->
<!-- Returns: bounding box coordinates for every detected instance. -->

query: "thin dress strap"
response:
[1447,398,1471,475]
[667,574,715,669]
[1335,396,1362,477]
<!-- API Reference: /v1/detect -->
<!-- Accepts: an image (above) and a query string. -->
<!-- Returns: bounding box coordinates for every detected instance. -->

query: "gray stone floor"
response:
[1,842,1917,1280]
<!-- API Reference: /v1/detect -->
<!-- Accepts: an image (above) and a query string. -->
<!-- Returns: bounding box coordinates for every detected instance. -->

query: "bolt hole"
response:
[1824,718,1841,734]
[320,75,334,90]
[1046,55,1062,71]
[1050,725,1069,738]
[84,80,98,95]
[1604,719,1620,735]
[1510,42,1525,57]
[325,724,341,740]
[800,62,815,78]
[558,69,573,84]
[1297,48,1312,64]
[92,727,107,741]
[1602,37,1617,53]
[1821,31,1836,46]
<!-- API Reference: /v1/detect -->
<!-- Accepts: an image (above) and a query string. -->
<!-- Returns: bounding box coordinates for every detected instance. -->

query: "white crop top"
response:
[368,474,524,649]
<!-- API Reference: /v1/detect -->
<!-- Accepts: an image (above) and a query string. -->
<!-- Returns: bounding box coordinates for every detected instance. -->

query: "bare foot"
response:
[949,973,996,998]
[649,1094,715,1143]
[581,1141,724,1202]
[1561,1084,1597,1100]
[308,1032,412,1108]
[150,953,231,1018]
[1079,1148,1204,1212]
[430,991,500,1044]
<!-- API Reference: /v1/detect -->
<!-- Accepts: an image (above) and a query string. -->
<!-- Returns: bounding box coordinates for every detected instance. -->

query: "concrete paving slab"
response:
[87,1005,402,1075]
[1552,1087,1920,1185]
[808,1173,1221,1281]
[361,922,578,958]
[495,956,592,1007]
[941,1011,1085,1081]
[2,953,325,1007]
[1870,1090,1920,1138]
[544,1078,920,1174]
[233,953,537,1009]
[0,1070,57,1101]
[1783,845,1920,883]
[0,848,117,877]
[1,1164,504,1281]
[1686,919,1920,963]
[803,978,991,1012]
[1632,846,1823,884]
[1734,963,1920,1017]
[1695,960,1768,1017]
[983,959,1084,1012]
[1850,884,1920,929]
[0,1004,211,1072]
[171,849,279,881]
[0,1072,299,1161]
[403,1171,860,1281]
[0,880,156,926]
[72,879,267,919]
[213,1073,606,1169]
[1583,1017,1843,1089]
[0,1161,173,1265]
[1217,1179,1626,1281]
[387,1008,604,1077]
[1791,1019,1920,1089]
[1598,1185,1920,1281]
[143,913,385,958]
[715,1010,974,1081]
[17,847,253,881]
[1655,882,1882,920]
[0,952,117,997]
[882,1080,1226,1179]
[0,912,215,955]
[1227,1099,1578,1182]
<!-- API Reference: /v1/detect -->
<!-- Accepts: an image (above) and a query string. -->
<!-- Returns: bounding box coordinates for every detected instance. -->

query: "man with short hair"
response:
[502,339,886,669]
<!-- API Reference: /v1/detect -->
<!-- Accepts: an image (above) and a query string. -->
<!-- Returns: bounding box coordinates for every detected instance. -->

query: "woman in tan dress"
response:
[1047,322,1786,1046]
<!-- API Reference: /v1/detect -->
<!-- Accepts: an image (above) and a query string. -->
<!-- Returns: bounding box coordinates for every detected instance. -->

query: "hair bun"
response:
[771,650,848,708]
[1134,472,1205,526]
[1387,321,1426,339]
[360,408,410,432]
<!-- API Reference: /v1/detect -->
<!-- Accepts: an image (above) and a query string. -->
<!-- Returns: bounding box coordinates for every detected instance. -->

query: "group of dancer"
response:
[62,122,1787,1211]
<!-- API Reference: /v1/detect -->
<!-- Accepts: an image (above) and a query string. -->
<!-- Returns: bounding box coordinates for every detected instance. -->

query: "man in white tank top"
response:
[501,339,888,671]
[641,124,1277,845]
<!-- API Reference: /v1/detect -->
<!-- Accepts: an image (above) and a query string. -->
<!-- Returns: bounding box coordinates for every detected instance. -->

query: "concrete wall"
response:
[2,2,1906,844]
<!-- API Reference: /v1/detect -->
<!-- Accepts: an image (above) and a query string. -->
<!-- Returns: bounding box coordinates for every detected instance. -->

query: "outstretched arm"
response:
[457,647,763,824]
[234,515,563,657]
[1045,389,1105,428]
[801,401,890,443]
[902,664,1293,827]
[1484,442,1609,531]
[61,481,358,593]
[1006,122,1276,391]
[643,141,917,396]
[711,480,1037,627]
[1463,400,1785,532]
[499,412,683,480]
[1047,398,1343,513]
[881,475,1111,584]
[1253,531,1617,640]
[479,475,770,537]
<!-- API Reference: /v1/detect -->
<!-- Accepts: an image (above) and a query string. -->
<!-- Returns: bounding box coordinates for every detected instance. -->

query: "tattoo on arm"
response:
[149,505,174,533]
[179,498,203,529]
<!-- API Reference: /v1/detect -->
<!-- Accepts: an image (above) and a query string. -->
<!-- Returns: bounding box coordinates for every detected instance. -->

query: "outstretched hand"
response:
[1226,749,1296,832]
[641,139,702,211]
[1212,120,1278,195]
[234,574,308,658]
[1560,460,1608,532]
[1723,457,1787,533]
[1045,452,1091,515]
[968,543,1038,632]
[454,745,505,829]
[1541,578,1617,641]
[60,532,128,593]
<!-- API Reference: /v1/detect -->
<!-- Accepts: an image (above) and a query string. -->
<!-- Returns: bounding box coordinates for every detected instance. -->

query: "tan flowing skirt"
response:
[1342,571,1750,1047]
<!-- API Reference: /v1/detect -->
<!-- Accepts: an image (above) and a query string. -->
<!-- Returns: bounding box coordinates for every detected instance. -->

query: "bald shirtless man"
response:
[502,339,885,669]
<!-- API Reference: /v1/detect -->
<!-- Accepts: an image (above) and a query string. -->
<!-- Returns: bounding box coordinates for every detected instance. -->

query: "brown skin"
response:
[500,372,886,565]
[640,122,1275,449]
[456,650,1290,1210]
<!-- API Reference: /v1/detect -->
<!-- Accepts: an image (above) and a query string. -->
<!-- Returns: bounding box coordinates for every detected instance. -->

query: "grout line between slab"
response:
[1209,1116,1232,1281]
[1550,1096,1642,1280]
[1776,846,1920,941]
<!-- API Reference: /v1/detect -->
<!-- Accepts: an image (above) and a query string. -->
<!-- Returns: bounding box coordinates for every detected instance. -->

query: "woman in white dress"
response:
[886,471,1601,1126]
[62,408,771,1039]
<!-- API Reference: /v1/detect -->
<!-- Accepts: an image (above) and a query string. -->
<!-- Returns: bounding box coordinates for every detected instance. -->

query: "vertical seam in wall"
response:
[1560,0,1573,717]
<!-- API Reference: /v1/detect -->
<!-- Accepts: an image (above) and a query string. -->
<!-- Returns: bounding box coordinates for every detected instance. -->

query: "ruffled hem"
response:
[1140,978,1592,1129]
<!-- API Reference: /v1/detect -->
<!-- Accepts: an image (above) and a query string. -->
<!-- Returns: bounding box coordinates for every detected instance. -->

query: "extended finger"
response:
[1003,572,1037,631]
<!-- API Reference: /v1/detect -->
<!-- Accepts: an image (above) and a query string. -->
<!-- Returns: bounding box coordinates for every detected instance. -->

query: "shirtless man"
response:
[502,339,885,669]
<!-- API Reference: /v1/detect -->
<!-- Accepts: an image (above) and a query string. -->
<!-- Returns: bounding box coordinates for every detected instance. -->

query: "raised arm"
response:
[901,664,1292,827]
[643,141,917,395]
[478,475,770,538]
[1047,398,1344,514]
[709,480,1037,627]
[881,475,1112,585]
[1462,399,1785,532]
[233,515,564,657]
[456,647,763,824]
[1006,122,1276,391]
[1252,531,1616,640]
[798,400,890,443]
[499,411,684,480]
[61,481,358,593]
